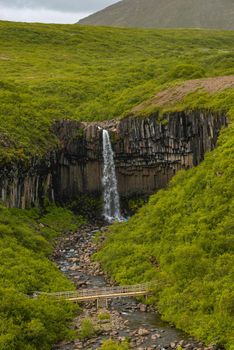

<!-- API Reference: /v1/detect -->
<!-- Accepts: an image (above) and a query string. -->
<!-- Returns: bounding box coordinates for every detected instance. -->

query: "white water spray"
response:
[102,129,122,222]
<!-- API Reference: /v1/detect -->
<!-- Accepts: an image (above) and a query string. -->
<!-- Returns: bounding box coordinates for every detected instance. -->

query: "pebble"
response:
[138,327,150,336]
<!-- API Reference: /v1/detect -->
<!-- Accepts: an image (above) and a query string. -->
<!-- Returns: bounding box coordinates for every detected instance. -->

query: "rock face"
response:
[0,110,227,208]
[55,110,227,200]
[0,156,56,208]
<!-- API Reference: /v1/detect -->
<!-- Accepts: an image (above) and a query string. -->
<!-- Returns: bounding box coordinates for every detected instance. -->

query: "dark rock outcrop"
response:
[0,155,56,208]
[0,110,227,208]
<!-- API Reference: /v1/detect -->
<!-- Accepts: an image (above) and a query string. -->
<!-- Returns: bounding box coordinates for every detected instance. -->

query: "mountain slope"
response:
[0,21,234,163]
[78,0,234,30]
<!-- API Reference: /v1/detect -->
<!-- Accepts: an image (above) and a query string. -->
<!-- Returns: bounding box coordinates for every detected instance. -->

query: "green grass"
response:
[0,21,233,162]
[78,318,97,340]
[95,124,234,349]
[0,205,84,350]
[98,339,130,350]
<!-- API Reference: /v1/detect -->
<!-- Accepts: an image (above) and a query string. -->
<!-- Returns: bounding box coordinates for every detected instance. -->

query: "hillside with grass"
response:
[95,123,234,348]
[78,0,234,30]
[0,205,84,349]
[0,21,234,163]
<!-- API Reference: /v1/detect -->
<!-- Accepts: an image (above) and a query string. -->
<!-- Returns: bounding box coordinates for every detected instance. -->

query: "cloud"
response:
[0,0,119,23]
[0,0,118,13]
[0,6,90,23]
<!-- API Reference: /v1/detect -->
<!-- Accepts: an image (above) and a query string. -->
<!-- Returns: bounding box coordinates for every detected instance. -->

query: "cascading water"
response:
[102,129,122,222]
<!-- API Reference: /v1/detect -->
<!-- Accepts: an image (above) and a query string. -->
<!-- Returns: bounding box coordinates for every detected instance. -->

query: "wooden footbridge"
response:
[33,283,152,307]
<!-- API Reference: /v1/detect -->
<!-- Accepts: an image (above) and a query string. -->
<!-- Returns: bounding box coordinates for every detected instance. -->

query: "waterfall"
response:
[102,129,122,222]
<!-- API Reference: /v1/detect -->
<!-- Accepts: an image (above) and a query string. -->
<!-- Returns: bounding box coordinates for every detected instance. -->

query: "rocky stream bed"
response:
[53,224,217,350]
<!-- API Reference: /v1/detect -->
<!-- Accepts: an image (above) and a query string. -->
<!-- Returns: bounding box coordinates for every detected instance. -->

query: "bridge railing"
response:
[33,282,153,300]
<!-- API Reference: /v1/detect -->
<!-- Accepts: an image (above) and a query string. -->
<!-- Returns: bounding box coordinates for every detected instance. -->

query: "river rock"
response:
[69,265,79,271]
[179,340,185,347]
[170,342,177,348]
[152,333,161,340]
[138,327,150,336]
[139,303,147,312]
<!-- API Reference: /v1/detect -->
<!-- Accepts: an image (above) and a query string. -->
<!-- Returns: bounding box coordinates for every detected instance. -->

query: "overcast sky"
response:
[0,0,119,24]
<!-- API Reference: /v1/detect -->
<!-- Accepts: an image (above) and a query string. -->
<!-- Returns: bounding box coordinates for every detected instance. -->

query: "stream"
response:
[53,224,207,350]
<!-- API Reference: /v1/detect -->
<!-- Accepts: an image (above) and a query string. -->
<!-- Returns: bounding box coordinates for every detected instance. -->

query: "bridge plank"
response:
[33,283,152,302]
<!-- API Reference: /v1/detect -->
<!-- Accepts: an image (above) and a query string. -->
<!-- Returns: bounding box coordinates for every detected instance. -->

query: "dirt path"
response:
[132,75,234,113]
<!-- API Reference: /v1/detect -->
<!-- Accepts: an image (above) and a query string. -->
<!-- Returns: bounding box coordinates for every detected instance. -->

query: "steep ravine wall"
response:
[0,155,56,208]
[0,111,227,208]
[55,110,227,200]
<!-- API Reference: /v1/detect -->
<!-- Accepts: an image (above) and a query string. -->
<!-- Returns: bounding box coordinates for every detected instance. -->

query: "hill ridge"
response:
[78,0,234,30]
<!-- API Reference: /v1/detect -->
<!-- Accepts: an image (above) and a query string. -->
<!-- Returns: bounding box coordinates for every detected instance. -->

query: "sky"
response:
[0,0,119,24]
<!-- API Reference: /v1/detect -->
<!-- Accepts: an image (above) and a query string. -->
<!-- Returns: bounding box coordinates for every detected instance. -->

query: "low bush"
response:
[98,339,130,350]
[78,318,97,340]
[98,312,111,321]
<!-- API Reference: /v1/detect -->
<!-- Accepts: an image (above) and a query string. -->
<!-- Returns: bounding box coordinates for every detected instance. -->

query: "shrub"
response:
[78,318,96,340]
[99,339,130,350]
[98,312,111,321]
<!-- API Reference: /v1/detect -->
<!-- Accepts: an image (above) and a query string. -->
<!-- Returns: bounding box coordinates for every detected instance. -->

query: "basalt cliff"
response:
[0,110,227,208]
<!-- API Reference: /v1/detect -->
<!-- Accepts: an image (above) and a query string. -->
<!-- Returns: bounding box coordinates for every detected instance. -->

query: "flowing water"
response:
[102,129,122,222]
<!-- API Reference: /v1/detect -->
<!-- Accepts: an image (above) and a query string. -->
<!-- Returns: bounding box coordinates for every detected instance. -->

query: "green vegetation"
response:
[78,318,97,340]
[95,124,234,349]
[0,21,233,162]
[98,339,130,350]
[125,197,146,215]
[68,195,103,220]
[0,20,233,349]
[0,205,83,350]
[98,311,111,321]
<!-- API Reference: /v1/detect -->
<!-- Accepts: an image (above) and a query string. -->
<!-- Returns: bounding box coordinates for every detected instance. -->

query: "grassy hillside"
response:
[78,0,234,30]
[0,21,234,162]
[0,20,233,350]
[0,205,84,350]
[95,123,234,349]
